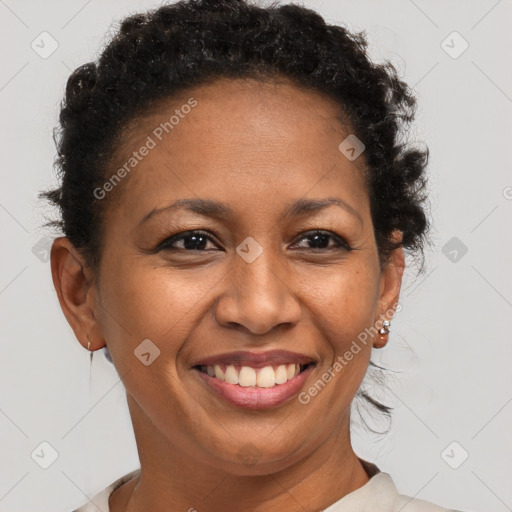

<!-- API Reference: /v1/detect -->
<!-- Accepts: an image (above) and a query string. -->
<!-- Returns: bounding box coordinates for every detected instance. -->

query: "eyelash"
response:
[156,230,352,252]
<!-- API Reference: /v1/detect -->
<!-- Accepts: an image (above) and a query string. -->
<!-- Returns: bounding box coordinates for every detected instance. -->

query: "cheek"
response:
[306,260,380,392]
[309,260,380,345]
[95,252,222,365]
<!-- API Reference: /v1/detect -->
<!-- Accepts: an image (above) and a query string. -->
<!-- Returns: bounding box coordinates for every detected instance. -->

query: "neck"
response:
[110,396,370,512]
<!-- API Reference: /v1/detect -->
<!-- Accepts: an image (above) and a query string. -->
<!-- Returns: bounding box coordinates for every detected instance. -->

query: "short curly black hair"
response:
[39,0,431,427]
[40,0,430,273]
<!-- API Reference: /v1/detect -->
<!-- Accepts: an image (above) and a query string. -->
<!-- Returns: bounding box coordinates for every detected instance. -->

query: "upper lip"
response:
[192,350,317,369]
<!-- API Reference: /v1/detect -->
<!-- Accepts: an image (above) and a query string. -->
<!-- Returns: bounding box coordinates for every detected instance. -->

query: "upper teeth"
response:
[205,364,302,388]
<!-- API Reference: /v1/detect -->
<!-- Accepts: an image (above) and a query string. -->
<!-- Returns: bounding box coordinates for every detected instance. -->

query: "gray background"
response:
[1,0,511,511]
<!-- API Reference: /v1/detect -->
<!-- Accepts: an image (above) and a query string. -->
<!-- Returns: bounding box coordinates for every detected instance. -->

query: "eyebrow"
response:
[138,197,363,227]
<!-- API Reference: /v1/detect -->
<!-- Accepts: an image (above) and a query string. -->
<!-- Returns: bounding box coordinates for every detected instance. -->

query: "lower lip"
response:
[194,365,315,410]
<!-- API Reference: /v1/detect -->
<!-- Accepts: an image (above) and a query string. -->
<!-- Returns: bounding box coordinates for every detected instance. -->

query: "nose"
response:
[214,246,302,336]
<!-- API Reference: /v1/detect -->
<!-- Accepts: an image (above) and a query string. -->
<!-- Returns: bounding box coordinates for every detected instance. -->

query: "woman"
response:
[40,0,463,510]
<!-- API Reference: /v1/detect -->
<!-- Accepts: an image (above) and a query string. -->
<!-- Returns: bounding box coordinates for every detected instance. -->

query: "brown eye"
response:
[158,231,219,251]
[156,229,351,253]
[292,231,351,251]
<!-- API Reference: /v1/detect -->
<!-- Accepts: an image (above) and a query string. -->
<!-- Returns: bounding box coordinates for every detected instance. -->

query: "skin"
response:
[51,78,404,512]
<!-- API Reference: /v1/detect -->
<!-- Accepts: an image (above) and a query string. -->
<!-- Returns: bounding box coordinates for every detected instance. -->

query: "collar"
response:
[322,458,398,512]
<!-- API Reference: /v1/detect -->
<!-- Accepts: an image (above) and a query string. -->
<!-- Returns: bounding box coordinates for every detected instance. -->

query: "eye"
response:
[156,229,351,253]
[157,230,219,252]
[291,230,351,251]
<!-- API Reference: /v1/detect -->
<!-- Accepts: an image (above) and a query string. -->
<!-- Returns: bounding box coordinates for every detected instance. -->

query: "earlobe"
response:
[374,319,391,349]
[373,231,405,349]
[50,237,105,352]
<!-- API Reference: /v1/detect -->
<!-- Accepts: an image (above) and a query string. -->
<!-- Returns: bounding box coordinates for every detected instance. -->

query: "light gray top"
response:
[72,460,465,512]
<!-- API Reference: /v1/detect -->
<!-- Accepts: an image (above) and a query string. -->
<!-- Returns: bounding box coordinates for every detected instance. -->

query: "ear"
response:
[374,230,405,349]
[50,237,105,352]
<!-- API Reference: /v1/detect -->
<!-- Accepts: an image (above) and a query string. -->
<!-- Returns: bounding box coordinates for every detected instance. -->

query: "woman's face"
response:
[59,78,403,475]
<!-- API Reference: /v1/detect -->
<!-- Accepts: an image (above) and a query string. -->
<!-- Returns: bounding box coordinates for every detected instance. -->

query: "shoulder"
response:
[324,458,468,512]
[360,459,467,512]
[71,469,140,512]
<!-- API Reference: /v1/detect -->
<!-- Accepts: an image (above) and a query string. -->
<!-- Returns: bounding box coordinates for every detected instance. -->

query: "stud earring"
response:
[379,320,391,338]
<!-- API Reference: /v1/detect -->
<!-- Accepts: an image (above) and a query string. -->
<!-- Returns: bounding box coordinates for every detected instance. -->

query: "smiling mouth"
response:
[194,362,315,389]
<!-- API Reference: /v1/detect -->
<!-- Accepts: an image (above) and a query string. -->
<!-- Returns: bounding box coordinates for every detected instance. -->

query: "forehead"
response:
[104,77,369,226]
